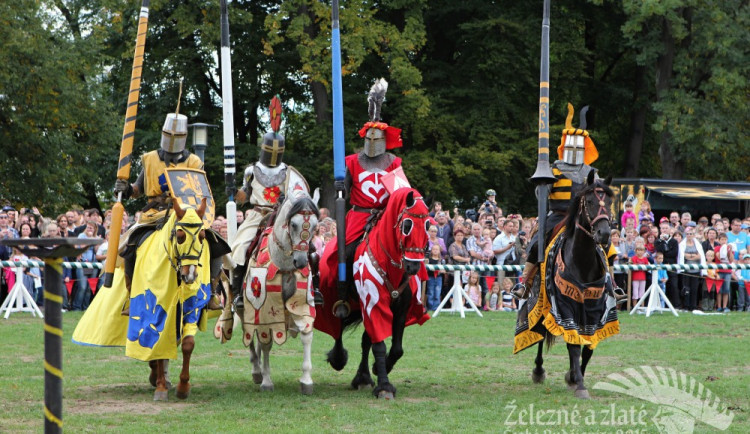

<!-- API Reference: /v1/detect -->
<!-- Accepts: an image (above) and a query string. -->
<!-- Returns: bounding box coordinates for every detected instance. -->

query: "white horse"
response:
[216,189,319,394]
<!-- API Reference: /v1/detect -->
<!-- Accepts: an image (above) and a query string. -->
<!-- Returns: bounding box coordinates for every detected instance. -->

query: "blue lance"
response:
[331,0,349,316]
[530,0,558,260]
[220,0,238,243]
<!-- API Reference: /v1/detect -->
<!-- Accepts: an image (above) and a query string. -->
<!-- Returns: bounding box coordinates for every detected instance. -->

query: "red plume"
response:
[269,96,282,133]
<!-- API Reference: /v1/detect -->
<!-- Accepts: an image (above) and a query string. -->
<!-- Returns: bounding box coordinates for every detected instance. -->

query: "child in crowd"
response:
[655,252,669,308]
[734,253,750,312]
[638,200,654,225]
[630,246,649,306]
[481,228,495,263]
[485,280,502,311]
[425,245,445,311]
[464,271,482,308]
[703,249,720,311]
[500,277,517,312]
[715,232,733,312]
[621,201,637,229]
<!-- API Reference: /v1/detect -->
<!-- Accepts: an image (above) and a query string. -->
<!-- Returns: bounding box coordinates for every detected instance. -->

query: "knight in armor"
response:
[327,78,405,318]
[230,97,309,310]
[513,104,625,302]
[114,95,229,313]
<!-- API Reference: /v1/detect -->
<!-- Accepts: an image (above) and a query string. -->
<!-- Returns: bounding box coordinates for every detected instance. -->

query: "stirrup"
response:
[612,287,627,305]
[232,294,244,313]
[332,300,351,319]
[511,283,529,300]
[313,289,325,307]
[207,294,223,310]
[120,298,130,316]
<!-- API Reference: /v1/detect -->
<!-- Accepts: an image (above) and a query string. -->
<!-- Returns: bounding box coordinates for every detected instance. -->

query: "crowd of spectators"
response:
[0,203,129,312]
[422,191,750,315]
[3,192,749,316]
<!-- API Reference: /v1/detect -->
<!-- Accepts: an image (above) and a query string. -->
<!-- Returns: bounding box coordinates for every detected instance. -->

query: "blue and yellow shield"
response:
[165,168,215,227]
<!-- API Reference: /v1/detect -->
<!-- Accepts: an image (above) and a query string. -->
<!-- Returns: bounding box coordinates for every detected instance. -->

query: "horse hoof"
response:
[260,384,274,392]
[531,370,546,384]
[153,390,168,402]
[252,373,263,384]
[300,382,314,395]
[377,390,395,400]
[176,383,190,400]
[574,389,591,399]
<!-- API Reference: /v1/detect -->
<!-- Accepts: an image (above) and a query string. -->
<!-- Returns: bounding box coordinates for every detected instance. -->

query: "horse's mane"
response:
[563,179,613,240]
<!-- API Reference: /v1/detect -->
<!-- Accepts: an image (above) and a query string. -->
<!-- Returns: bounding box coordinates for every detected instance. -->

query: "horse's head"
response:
[570,170,613,246]
[171,198,207,284]
[392,189,430,276]
[276,191,319,270]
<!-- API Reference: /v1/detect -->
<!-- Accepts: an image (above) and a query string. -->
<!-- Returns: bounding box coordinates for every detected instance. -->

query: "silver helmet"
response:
[364,127,386,158]
[561,104,589,166]
[161,113,188,154]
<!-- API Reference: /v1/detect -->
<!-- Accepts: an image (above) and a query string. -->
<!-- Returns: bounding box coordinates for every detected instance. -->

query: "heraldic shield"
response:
[245,267,269,311]
[165,168,216,227]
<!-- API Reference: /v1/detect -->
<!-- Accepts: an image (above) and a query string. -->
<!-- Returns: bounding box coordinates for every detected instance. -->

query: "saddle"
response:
[245,203,282,264]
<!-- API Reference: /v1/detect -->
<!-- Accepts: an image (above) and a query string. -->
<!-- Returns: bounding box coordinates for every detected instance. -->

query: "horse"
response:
[127,197,214,401]
[214,189,319,394]
[316,188,431,399]
[513,170,620,399]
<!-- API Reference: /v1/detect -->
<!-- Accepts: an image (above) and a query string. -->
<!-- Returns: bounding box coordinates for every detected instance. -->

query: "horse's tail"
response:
[326,336,348,371]
[544,330,557,352]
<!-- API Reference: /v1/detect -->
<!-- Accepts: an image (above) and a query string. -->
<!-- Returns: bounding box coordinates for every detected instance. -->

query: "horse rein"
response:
[576,187,611,242]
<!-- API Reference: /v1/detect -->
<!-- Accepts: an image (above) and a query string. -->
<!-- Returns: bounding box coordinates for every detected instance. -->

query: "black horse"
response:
[316,188,431,399]
[514,170,619,399]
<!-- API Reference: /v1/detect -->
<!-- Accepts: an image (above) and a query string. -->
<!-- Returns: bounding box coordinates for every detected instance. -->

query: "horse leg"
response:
[566,343,589,399]
[580,346,594,378]
[351,331,374,390]
[326,336,348,372]
[299,331,314,395]
[259,340,274,391]
[531,340,546,383]
[385,291,410,373]
[153,359,169,401]
[249,338,263,385]
[176,336,194,400]
[149,360,158,387]
[371,340,396,399]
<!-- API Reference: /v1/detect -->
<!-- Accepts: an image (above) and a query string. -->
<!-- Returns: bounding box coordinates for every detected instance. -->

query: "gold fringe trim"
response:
[513,229,620,353]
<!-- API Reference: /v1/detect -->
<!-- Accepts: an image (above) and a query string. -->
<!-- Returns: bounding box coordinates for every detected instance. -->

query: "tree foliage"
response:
[0,0,747,218]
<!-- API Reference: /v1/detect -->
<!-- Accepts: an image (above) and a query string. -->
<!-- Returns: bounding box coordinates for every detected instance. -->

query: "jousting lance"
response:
[220,0,238,243]
[331,0,348,308]
[101,0,151,288]
[530,0,558,260]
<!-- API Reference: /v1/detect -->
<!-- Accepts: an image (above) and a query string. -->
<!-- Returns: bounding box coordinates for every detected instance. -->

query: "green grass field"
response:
[1,309,748,433]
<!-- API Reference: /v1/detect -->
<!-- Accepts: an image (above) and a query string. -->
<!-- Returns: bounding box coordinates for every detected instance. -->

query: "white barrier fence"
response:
[424,263,750,319]
[0,260,102,319]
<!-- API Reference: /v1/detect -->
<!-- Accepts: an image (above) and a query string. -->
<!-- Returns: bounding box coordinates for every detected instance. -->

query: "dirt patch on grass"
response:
[67,398,168,415]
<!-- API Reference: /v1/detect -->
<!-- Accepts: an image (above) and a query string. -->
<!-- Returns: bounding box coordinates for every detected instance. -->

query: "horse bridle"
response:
[167,219,205,274]
[576,187,611,242]
[273,209,316,256]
